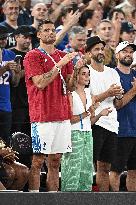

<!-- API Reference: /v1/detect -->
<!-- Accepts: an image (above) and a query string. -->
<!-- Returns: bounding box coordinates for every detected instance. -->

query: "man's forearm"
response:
[32,65,61,90]
[94,90,109,103]
[55,26,69,46]
[11,70,21,87]
[114,88,136,110]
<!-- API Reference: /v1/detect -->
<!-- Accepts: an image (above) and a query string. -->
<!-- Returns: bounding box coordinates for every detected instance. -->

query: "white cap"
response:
[115,41,136,54]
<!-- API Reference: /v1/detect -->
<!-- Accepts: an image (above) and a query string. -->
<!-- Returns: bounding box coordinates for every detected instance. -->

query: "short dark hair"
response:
[79,9,94,27]
[108,8,125,20]
[37,19,54,31]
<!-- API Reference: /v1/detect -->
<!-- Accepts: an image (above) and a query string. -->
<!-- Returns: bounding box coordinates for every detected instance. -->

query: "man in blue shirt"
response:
[110,41,136,191]
[0,25,20,145]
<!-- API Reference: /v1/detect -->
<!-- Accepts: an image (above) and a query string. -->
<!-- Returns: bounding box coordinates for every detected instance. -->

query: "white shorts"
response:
[31,120,72,154]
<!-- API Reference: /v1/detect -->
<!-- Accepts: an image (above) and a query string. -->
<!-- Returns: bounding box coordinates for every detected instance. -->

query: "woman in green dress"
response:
[61,64,112,191]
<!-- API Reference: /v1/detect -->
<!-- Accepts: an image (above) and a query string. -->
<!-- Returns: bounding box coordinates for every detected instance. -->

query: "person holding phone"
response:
[10,25,33,141]
[0,25,21,146]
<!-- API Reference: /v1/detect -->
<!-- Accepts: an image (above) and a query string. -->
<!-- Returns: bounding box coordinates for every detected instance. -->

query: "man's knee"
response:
[48,154,62,170]
[97,161,111,174]
[31,154,46,170]
[127,170,136,178]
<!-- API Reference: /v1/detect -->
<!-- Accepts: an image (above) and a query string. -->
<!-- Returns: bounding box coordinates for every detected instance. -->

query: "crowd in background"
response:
[0,0,136,192]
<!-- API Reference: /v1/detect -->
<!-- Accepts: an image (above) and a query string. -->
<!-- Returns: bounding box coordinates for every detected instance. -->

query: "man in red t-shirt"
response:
[23,19,77,192]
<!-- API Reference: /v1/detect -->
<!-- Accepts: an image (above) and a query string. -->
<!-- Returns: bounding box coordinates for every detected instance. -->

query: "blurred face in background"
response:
[69,33,87,51]
[109,38,117,50]
[0,37,7,49]
[15,34,31,51]
[120,31,136,43]
[31,3,48,21]
[3,1,19,22]
[112,11,125,23]
[95,3,104,21]
[91,10,102,28]
[130,10,136,29]
[97,21,113,42]
[19,0,27,8]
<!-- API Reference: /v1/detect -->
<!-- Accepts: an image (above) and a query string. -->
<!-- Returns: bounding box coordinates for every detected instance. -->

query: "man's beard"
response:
[92,54,105,63]
[119,57,133,67]
[43,38,56,44]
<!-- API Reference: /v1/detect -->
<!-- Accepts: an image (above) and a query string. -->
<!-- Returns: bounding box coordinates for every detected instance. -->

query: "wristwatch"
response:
[115,95,123,100]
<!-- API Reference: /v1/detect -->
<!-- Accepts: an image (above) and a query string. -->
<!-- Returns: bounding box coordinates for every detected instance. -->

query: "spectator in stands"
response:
[115,0,136,21]
[55,9,81,51]
[130,9,136,29]
[17,0,32,25]
[0,0,20,49]
[64,26,87,65]
[61,63,112,192]
[0,0,4,22]
[108,8,126,22]
[10,25,33,139]
[99,0,123,19]
[110,41,136,191]
[49,0,75,23]
[23,19,77,192]
[108,8,126,50]
[79,9,102,37]
[61,64,94,192]
[85,36,123,191]
[120,21,136,43]
[55,6,73,51]
[31,2,48,29]
[0,25,21,146]
[31,2,48,48]
[96,19,117,67]
[115,0,136,11]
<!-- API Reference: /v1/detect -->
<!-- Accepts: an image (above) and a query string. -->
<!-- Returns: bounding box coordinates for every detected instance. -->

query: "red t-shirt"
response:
[23,48,73,122]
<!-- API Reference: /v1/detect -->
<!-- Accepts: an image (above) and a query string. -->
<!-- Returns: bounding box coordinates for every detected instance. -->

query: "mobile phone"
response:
[14,55,22,63]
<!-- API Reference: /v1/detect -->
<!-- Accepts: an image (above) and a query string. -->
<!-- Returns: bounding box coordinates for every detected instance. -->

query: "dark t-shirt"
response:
[17,7,32,26]
[10,48,28,109]
[0,21,16,49]
[31,26,39,48]
[115,68,136,137]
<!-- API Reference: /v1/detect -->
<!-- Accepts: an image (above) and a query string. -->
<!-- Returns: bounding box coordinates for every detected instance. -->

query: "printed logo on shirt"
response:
[0,71,10,85]
[0,61,10,85]
[7,36,16,48]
